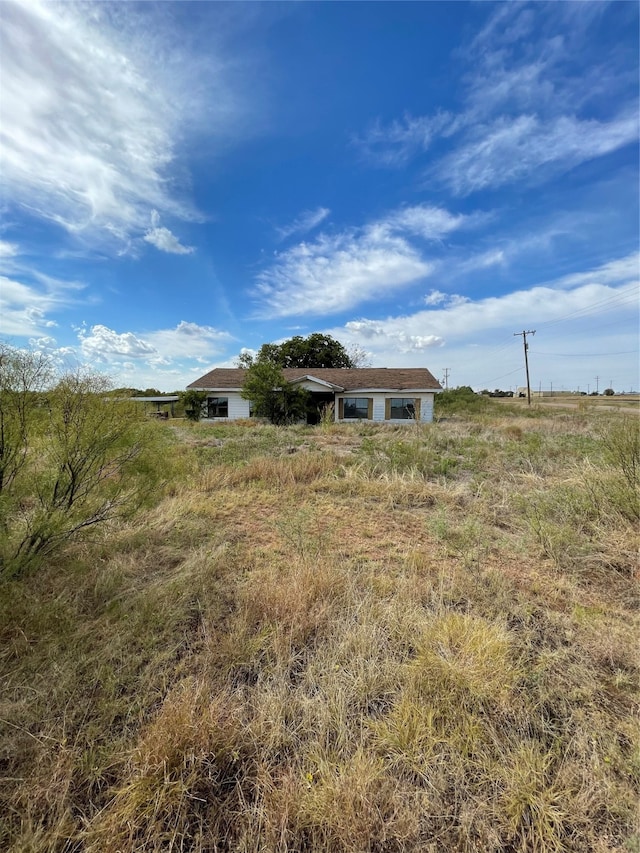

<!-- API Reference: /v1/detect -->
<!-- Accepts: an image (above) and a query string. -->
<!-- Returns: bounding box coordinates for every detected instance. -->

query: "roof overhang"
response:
[338,387,441,394]
[289,374,345,391]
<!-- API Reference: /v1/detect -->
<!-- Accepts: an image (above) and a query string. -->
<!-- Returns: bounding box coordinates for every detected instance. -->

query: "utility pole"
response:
[595,376,599,395]
[514,330,536,405]
[442,368,450,390]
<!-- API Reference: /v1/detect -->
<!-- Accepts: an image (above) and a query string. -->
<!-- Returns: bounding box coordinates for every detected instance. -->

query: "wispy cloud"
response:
[0,0,242,252]
[437,110,639,196]
[454,249,506,275]
[0,240,19,258]
[355,3,639,195]
[353,112,456,167]
[256,229,432,318]
[277,207,331,240]
[0,271,84,336]
[382,205,471,240]
[255,203,474,318]
[544,252,640,291]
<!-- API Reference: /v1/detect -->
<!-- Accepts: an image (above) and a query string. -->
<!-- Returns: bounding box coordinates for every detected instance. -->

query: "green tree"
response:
[0,345,158,579]
[180,389,207,421]
[0,343,53,495]
[240,361,308,425]
[245,334,359,369]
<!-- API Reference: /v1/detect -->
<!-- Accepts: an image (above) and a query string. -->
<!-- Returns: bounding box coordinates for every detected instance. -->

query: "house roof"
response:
[187,367,442,392]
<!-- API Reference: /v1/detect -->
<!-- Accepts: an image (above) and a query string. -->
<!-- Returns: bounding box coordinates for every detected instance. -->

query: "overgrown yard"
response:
[1,403,638,852]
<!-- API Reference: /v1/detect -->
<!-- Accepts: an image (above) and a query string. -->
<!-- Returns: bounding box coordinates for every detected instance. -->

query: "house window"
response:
[343,397,370,419]
[388,398,415,419]
[208,397,228,418]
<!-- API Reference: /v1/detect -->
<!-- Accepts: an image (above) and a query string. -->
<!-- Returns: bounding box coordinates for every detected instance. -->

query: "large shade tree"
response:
[238,334,368,370]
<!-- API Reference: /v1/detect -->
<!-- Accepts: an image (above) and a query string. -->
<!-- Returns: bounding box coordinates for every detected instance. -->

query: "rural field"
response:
[1,398,639,852]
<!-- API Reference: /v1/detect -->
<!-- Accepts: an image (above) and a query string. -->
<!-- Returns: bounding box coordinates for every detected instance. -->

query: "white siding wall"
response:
[336,392,435,423]
[204,392,249,421]
[203,391,436,423]
[371,394,386,422]
[420,394,434,423]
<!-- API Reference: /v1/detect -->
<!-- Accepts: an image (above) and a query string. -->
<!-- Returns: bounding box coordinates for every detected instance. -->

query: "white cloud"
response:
[277,207,331,240]
[255,228,432,318]
[0,271,83,335]
[143,209,194,254]
[383,205,469,240]
[438,110,639,196]
[545,252,640,291]
[356,4,638,196]
[76,321,233,367]
[0,0,242,251]
[144,321,233,359]
[69,321,236,391]
[344,319,444,352]
[455,249,506,275]
[424,289,471,307]
[0,240,19,258]
[354,112,456,167]
[78,325,158,362]
[330,253,639,388]
[144,227,195,255]
[255,203,475,318]
[424,290,447,306]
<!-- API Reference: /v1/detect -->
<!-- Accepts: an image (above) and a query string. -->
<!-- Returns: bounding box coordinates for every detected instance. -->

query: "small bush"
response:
[180,389,207,421]
[435,386,489,417]
[599,416,639,517]
[0,359,161,579]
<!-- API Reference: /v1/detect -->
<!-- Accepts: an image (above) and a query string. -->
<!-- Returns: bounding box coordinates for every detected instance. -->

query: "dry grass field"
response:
[1,401,638,852]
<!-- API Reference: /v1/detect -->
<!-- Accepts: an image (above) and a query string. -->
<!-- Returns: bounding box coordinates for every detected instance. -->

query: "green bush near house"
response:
[180,389,208,421]
[435,385,489,416]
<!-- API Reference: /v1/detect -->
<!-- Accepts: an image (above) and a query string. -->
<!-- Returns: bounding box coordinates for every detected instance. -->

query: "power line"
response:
[535,285,638,331]
[478,366,524,386]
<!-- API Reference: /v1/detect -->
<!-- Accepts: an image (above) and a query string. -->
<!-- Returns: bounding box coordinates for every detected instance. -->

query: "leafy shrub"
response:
[435,386,489,416]
[180,389,207,421]
[0,346,159,578]
[599,416,640,519]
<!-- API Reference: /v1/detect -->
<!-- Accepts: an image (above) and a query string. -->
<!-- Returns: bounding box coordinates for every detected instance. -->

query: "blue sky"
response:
[1,0,638,393]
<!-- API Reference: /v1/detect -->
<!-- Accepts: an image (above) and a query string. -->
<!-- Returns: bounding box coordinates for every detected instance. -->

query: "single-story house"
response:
[186,367,442,424]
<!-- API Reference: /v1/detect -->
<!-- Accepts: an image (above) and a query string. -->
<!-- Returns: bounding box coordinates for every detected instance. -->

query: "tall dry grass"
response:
[1,406,638,852]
